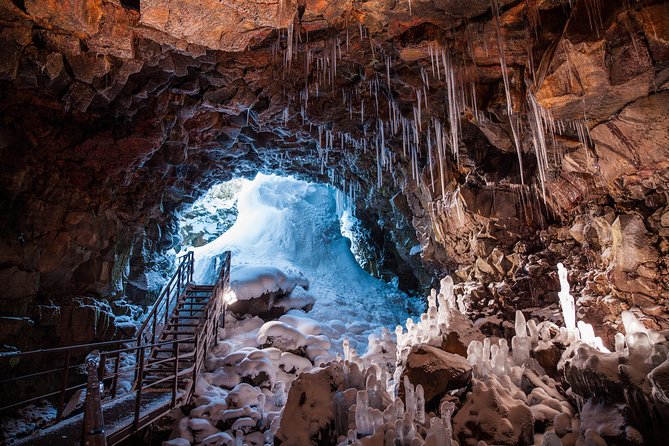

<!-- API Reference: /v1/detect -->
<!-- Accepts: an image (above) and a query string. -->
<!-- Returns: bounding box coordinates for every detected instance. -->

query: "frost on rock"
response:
[229,265,309,302]
[223,265,312,319]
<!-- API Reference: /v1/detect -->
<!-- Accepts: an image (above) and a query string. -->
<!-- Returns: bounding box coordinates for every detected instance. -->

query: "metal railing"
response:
[136,251,195,347]
[0,251,232,445]
[0,339,129,420]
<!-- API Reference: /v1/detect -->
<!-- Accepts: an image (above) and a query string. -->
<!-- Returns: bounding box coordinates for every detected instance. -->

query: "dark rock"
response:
[534,343,561,378]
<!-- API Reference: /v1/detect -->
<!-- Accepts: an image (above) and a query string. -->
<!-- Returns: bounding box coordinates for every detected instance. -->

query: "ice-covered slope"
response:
[187,173,416,351]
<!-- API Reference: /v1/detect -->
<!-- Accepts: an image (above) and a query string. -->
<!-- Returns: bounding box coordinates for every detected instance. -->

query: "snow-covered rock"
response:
[453,376,534,446]
[230,265,309,301]
[225,265,311,319]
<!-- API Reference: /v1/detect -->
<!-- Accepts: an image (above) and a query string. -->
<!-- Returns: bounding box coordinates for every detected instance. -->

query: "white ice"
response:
[188,173,414,352]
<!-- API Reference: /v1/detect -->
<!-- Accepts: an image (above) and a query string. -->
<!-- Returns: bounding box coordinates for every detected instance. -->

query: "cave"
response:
[0,0,668,445]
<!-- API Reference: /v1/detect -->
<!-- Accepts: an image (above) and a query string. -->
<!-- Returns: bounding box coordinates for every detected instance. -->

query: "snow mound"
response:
[257,321,307,351]
[230,265,309,301]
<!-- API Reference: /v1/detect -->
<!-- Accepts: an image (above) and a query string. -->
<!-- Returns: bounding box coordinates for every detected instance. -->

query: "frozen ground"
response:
[185,173,419,353]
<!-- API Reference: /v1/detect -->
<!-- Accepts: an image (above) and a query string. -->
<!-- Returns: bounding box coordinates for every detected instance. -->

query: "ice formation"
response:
[187,174,413,352]
[164,177,668,446]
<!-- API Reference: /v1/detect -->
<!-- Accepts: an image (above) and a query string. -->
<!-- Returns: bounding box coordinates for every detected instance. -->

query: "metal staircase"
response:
[0,251,231,446]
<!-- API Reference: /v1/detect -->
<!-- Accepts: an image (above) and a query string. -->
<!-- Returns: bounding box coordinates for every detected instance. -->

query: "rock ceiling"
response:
[0,0,668,347]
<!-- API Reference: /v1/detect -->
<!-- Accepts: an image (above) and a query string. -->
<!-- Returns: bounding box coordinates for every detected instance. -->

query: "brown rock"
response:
[440,331,470,357]
[400,344,472,406]
[0,267,39,312]
[534,342,561,378]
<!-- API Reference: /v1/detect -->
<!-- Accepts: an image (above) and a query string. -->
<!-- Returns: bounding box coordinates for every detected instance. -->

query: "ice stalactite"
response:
[441,50,461,165]
[491,0,525,185]
[584,0,605,36]
[527,92,552,202]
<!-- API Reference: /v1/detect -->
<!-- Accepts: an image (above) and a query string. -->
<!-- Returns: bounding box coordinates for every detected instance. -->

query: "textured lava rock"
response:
[400,344,473,407]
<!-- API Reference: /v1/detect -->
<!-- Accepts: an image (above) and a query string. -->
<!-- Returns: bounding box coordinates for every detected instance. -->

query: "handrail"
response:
[0,254,193,422]
[188,251,231,401]
[0,339,129,360]
[0,251,232,445]
[136,251,194,348]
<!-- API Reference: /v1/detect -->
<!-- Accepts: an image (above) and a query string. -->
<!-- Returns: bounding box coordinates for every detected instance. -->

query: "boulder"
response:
[400,344,472,407]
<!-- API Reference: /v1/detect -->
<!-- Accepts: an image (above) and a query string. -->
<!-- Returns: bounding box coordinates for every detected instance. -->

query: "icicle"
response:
[429,43,436,77]
[442,50,461,165]
[361,99,365,124]
[416,89,422,132]
[386,56,392,94]
[427,129,435,193]
[286,19,294,72]
[491,0,525,185]
[376,134,382,188]
[527,92,551,202]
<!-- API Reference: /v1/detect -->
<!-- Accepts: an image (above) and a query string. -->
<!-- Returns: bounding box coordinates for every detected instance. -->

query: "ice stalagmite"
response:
[557,263,576,333]
[415,384,425,424]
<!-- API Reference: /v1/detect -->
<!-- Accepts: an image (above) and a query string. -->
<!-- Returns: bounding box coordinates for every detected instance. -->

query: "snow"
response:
[188,173,415,352]
[163,173,424,445]
[228,265,309,302]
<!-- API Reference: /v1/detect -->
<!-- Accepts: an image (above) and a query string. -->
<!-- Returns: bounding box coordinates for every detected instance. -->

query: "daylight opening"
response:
[176,173,420,352]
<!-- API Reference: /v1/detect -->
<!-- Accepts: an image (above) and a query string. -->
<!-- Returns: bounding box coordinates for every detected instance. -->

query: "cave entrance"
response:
[175,173,367,282]
[175,173,421,348]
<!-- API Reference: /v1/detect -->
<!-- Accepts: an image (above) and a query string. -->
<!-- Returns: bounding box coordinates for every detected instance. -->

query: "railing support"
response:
[56,349,72,421]
[133,347,146,431]
[82,351,106,446]
[110,351,121,399]
[172,341,179,407]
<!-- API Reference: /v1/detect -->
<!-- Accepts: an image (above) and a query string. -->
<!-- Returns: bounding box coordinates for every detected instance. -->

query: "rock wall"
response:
[0,0,667,348]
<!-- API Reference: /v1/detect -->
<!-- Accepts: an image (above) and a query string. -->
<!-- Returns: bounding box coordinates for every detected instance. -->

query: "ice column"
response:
[557,263,576,333]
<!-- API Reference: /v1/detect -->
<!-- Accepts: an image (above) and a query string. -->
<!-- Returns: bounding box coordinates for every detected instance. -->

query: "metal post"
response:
[97,353,106,383]
[110,351,121,399]
[81,351,106,446]
[133,347,145,431]
[151,314,156,345]
[172,341,179,407]
[189,253,194,283]
[56,349,72,421]
[177,264,182,294]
